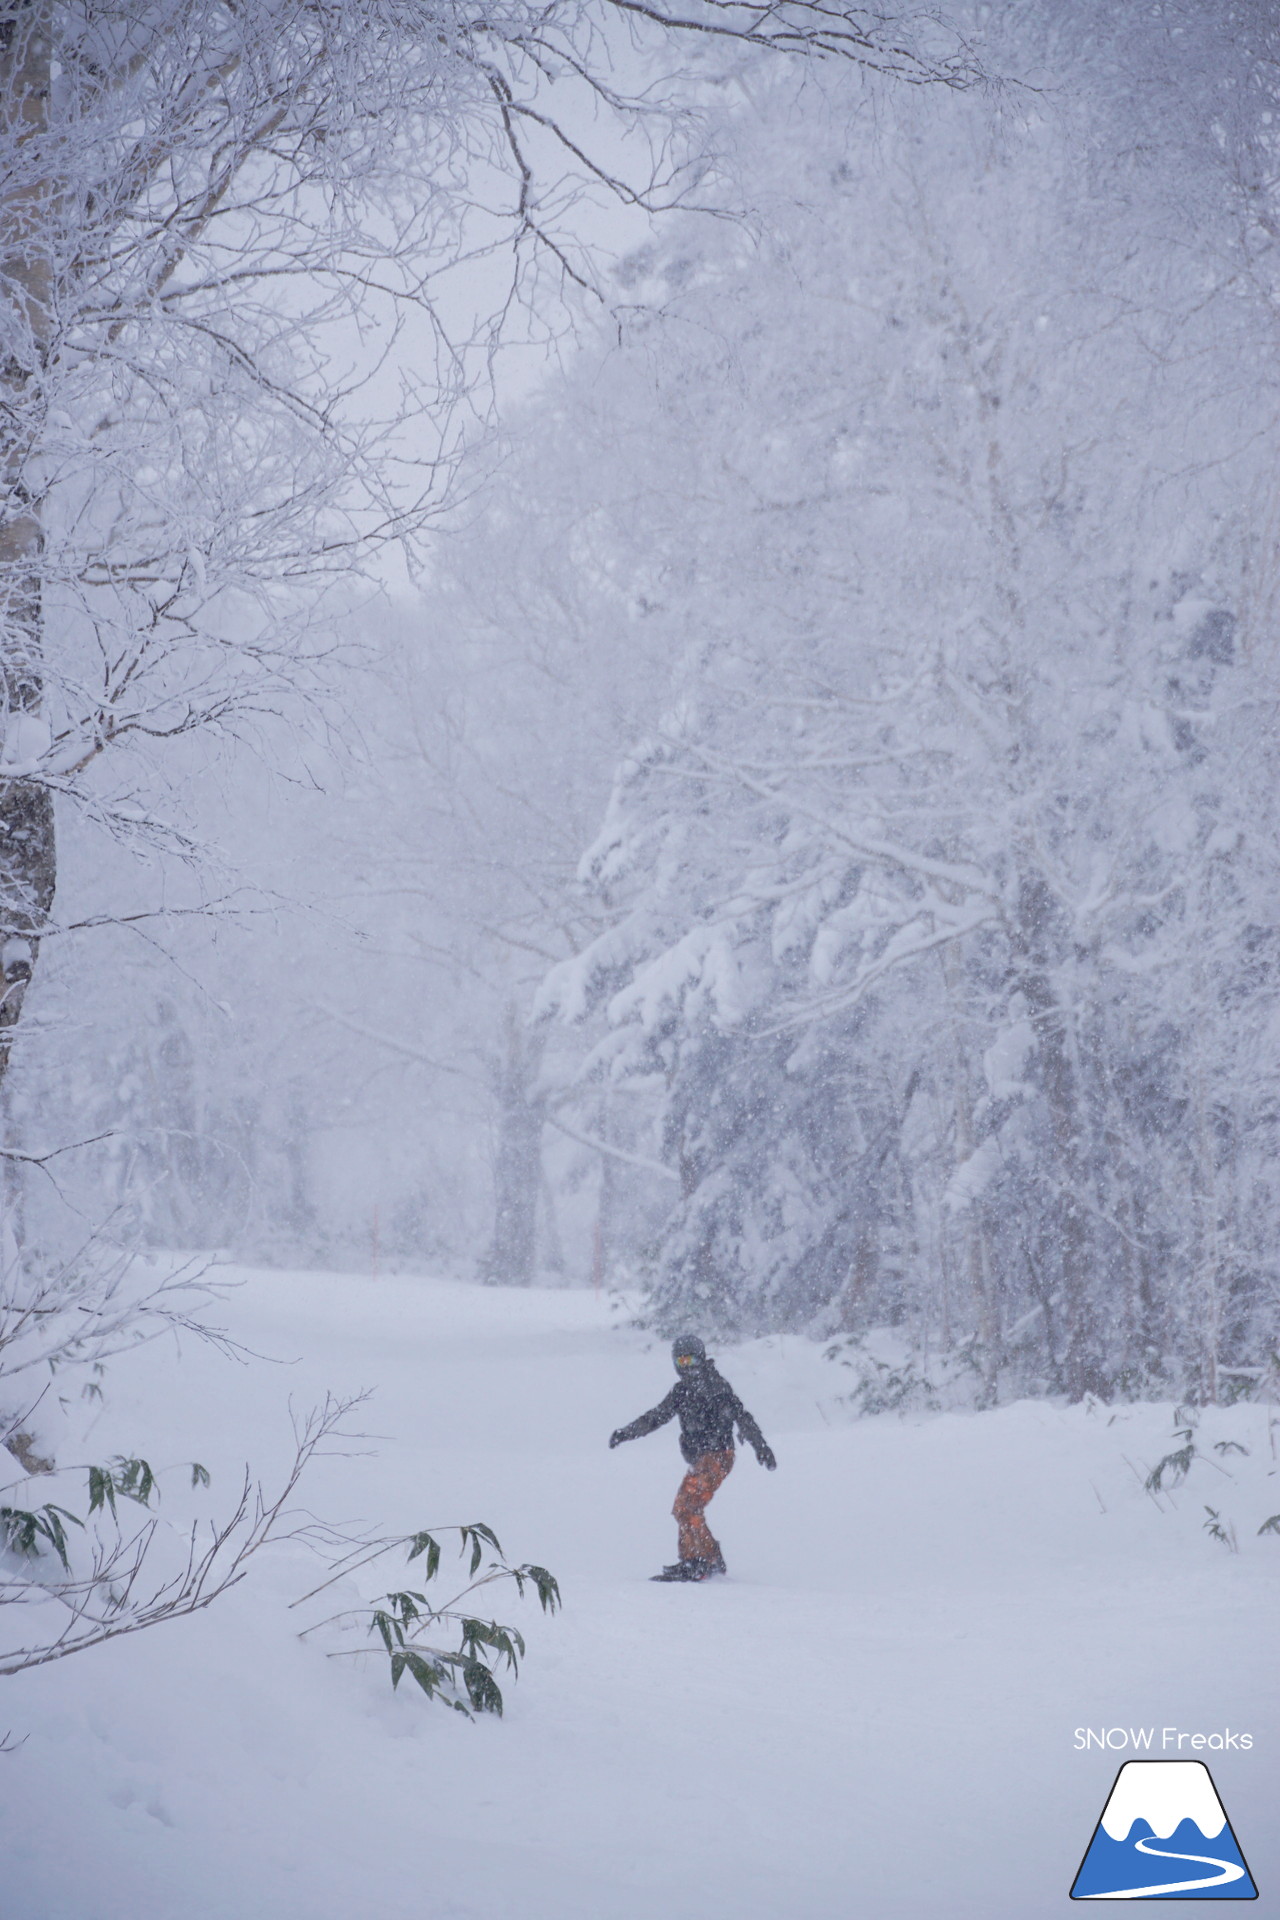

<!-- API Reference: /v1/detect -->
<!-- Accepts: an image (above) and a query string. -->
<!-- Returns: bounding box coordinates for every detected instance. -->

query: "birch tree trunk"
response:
[1009,870,1095,1398]
[1189,969,1221,1406]
[481,1005,544,1286]
[940,951,999,1397]
[0,0,55,1083]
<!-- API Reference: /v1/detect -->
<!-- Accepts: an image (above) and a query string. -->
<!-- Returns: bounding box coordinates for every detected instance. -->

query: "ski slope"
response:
[2,1269,1276,1919]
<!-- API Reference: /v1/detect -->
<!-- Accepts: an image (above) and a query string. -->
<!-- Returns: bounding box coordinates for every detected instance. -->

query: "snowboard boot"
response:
[651,1556,726,1582]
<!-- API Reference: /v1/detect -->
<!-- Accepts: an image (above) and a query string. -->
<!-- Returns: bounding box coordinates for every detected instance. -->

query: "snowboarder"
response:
[609,1334,776,1581]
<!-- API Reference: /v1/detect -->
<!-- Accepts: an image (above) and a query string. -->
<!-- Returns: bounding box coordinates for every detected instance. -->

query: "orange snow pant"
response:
[673,1448,734,1563]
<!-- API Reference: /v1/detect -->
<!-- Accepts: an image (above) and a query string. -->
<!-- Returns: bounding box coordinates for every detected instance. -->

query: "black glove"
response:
[609,1430,624,1449]
[756,1443,777,1471]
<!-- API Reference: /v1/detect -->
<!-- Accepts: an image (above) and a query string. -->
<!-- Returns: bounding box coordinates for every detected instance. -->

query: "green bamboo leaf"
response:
[385,1591,423,1629]
[490,1629,522,1672]
[1145,1444,1195,1494]
[41,1510,70,1571]
[371,1609,400,1654]
[87,1466,115,1517]
[0,1508,38,1556]
[109,1457,157,1507]
[362,1520,557,1716]
[462,1659,503,1717]
[190,1462,211,1489]
[1,1503,81,1571]
[407,1531,441,1581]
[461,1617,506,1655]
[527,1566,561,1613]
[403,1652,448,1701]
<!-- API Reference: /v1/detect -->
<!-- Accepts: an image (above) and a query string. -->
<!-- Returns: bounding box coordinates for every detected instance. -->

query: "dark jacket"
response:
[613,1360,773,1466]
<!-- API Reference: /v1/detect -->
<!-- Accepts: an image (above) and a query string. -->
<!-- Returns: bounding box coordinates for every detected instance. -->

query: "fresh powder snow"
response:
[2,1269,1275,1918]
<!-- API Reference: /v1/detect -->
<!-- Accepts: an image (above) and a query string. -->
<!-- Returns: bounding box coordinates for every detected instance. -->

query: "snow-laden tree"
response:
[0,574,679,1286]
[296,531,681,1285]
[0,0,1091,1706]
[535,52,1280,1398]
[0,0,978,1084]
[0,0,984,1485]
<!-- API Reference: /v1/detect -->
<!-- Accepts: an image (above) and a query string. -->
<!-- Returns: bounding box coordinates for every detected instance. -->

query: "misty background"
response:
[11,0,1280,1411]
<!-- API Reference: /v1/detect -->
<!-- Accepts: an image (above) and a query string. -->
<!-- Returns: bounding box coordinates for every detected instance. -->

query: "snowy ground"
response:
[3,1268,1278,1919]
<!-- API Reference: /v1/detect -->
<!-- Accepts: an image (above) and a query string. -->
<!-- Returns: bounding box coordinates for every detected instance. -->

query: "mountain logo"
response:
[1071,1760,1257,1900]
